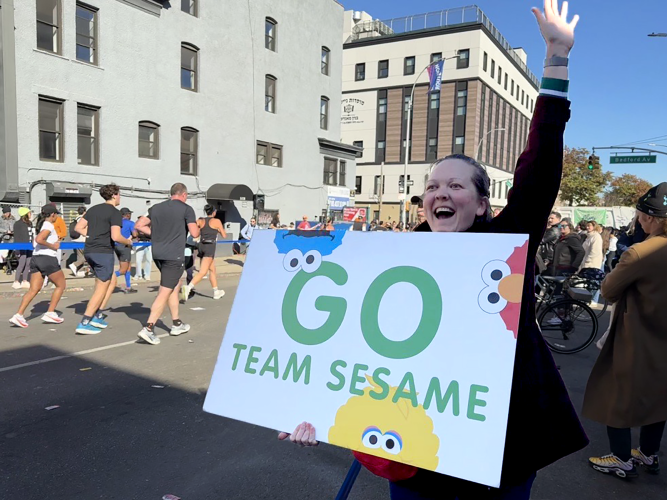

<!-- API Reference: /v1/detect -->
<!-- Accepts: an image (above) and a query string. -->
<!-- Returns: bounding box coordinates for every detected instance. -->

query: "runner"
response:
[134,182,199,345]
[74,184,132,335]
[9,205,66,327]
[114,207,137,294]
[181,205,226,301]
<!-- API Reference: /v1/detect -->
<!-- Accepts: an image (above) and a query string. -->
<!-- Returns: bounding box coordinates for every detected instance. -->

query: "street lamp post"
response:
[400,56,457,227]
[476,128,506,163]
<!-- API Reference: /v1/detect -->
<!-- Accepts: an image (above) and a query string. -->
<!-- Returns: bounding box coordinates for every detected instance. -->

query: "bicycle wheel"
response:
[538,299,598,354]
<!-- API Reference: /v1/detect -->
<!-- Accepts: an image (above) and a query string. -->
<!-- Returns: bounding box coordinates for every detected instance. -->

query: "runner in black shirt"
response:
[74,184,132,335]
[134,183,199,345]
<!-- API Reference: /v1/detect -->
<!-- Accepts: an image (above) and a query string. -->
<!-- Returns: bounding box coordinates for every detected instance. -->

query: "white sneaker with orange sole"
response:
[9,314,28,328]
[41,312,64,324]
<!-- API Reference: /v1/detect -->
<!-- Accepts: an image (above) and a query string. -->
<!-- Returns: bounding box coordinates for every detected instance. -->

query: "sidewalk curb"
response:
[0,271,243,299]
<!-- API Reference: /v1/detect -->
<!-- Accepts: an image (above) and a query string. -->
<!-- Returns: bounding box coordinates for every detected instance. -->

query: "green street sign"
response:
[609,155,657,164]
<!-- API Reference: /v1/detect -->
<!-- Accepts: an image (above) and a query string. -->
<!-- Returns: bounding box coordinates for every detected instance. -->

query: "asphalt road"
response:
[0,280,664,500]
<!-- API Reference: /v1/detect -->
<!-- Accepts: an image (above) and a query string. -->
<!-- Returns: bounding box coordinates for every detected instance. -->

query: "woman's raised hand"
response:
[532,0,579,56]
[278,422,319,447]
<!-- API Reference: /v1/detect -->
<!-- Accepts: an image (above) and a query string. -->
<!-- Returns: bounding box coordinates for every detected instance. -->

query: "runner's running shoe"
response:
[41,312,64,324]
[138,328,160,345]
[9,314,28,328]
[213,289,226,300]
[589,454,638,478]
[76,323,101,335]
[170,323,191,336]
[632,448,660,474]
[180,285,192,302]
[89,317,108,329]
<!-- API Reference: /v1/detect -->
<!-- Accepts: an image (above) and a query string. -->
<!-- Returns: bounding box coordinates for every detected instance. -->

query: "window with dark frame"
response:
[38,97,63,162]
[454,136,465,154]
[399,175,411,195]
[430,92,440,110]
[355,176,362,194]
[339,160,346,186]
[457,49,469,69]
[353,140,363,158]
[265,18,277,51]
[373,175,385,195]
[36,0,61,54]
[483,52,487,71]
[504,73,508,90]
[180,127,198,175]
[516,85,520,101]
[521,89,525,105]
[490,59,495,78]
[431,52,442,64]
[427,138,438,161]
[378,59,389,78]
[404,56,415,76]
[498,67,502,85]
[265,75,276,113]
[355,63,365,81]
[320,97,329,130]
[76,3,97,65]
[323,158,338,186]
[321,47,330,76]
[77,104,99,166]
[376,140,386,162]
[256,141,282,167]
[511,79,514,96]
[378,96,387,121]
[181,43,198,91]
[181,0,197,16]
[457,89,467,116]
[138,121,159,159]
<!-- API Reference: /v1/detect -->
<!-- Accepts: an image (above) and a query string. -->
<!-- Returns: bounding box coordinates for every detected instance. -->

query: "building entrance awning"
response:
[206,183,253,201]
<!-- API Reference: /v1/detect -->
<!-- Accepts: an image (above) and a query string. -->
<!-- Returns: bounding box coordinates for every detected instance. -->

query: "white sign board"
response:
[204,230,529,487]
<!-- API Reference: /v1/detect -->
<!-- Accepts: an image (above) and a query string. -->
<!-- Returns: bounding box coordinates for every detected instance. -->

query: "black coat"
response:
[539,225,560,262]
[415,96,588,487]
[550,233,585,275]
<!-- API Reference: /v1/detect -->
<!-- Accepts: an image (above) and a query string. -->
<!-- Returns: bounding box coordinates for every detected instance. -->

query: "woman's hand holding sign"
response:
[278,422,318,447]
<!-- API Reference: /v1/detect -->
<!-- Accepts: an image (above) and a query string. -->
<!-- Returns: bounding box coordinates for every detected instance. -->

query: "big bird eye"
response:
[282,249,303,272]
[301,250,322,274]
[361,427,383,449]
[481,260,511,285]
[381,431,403,455]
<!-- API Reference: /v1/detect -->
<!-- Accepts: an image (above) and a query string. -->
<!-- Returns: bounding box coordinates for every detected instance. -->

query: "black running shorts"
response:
[154,259,184,290]
[198,242,216,259]
[30,255,61,277]
[114,245,132,263]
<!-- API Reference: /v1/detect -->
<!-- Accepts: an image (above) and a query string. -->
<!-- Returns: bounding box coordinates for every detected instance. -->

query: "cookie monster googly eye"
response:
[301,250,322,273]
[282,249,303,272]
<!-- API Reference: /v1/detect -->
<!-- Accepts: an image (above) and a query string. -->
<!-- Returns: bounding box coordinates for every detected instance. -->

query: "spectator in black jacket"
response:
[549,219,585,276]
[537,211,562,273]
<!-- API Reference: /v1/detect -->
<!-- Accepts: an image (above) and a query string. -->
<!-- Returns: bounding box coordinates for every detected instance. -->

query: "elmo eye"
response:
[361,427,383,449]
[382,431,403,455]
[478,286,507,314]
[481,260,511,286]
[301,250,322,274]
[283,249,303,272]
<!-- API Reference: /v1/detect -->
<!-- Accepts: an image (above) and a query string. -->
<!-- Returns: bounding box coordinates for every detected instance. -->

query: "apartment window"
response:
[138,121,159,159]
[457,49,469,69]
[516,86,520,102]
[321,47,330,76]
[180,127,198,175]
[490,60,495,78]
[320,97,329,130]
[339,161,347,186]
[457,89,467,116]
[355,63,365,81]
[256,141,282,167]
[404,56,415,76]
[404,95,411,119]
[521,89,525,106]
[323,158,338,186]
[378,97,387,120]
[399,175,411,195]
[376,140,386,162]
[498,67,502,85]
[181,43,198,91]
[181,0,197,16]
[355,176,362,194]
[353,140,363,158]
[36,0,61,54]
[76,3,97,65]
[454,136,465,154]
[265,75,276,113]
[378,60,389,78]
[374,175,385,195]
[504,73,508,91]
[431,52,442,64]
[430,92,440,110]
[427,138,438,161]
[530,99,534,113]
[511,80,514,96]
[483,52,488,71]
[77,105,99,166]
[265,18,277,51]
[38,97,63,162]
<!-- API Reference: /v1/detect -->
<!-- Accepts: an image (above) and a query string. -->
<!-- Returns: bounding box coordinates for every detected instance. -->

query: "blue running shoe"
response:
[89,317,108,329]
[76,323,101,335]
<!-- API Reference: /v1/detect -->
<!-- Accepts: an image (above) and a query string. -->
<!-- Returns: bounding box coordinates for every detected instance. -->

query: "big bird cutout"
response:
[329,377,440,470]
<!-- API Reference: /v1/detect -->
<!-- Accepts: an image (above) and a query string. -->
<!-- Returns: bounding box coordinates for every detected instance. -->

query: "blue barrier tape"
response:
[0,240,247,250]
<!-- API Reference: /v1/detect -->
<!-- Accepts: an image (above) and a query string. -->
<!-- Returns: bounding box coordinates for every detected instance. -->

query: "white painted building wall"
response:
[5,0,351,229]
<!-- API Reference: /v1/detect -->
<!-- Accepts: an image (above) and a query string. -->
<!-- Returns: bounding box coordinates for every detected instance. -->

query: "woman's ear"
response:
[476,197,490,217]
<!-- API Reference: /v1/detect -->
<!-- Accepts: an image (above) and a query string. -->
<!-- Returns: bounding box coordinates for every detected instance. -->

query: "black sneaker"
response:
[123,288,138,294]
[632,448,660,474]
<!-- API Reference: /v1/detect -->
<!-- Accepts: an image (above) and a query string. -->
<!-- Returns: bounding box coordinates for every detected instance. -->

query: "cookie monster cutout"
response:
[274,230,346,274]
[477,240,529,339]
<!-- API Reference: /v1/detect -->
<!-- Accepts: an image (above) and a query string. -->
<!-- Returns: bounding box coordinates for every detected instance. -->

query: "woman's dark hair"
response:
[21,213,32,225]
[433,154,493,225]
[35,209,52,233]
[204,204,215,216]
[271,213,280,226]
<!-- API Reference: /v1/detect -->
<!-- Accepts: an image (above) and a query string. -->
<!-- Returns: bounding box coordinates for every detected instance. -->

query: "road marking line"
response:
[0,334,171,373]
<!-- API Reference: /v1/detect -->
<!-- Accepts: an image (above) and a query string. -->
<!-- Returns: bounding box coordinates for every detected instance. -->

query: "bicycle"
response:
[535,274,599,354]
[567,268,608,320]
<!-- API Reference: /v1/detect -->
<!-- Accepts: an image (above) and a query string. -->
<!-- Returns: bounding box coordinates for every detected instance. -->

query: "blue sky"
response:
[341,0,667,186]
